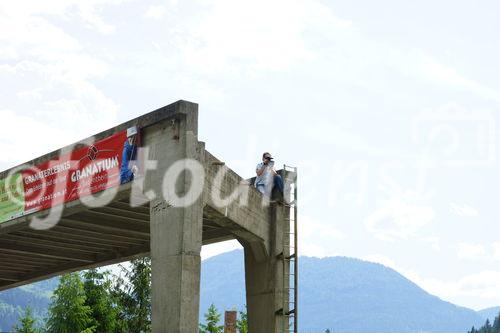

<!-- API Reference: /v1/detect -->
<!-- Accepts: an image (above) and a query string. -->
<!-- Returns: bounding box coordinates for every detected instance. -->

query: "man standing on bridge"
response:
[255,152,284,196]
[120,126,139,184]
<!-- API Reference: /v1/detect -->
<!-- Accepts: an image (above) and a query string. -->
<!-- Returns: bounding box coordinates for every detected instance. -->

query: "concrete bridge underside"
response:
[0,100,291,333]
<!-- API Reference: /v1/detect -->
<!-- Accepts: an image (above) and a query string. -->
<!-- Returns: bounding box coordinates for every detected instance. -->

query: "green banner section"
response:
[0,172,25,224]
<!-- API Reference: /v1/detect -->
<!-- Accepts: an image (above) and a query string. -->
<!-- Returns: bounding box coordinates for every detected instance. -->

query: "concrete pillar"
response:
[243,202,289,333]
[150,197,203,333]
[147,102,203,333]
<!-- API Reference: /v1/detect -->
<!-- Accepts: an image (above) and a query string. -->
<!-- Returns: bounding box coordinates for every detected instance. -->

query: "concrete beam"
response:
[0,271,21,281]
[0,242,149,292]
[203,152,271,261]
[1,234,102,253]
[0,239,96,262]
[58,218,150,239]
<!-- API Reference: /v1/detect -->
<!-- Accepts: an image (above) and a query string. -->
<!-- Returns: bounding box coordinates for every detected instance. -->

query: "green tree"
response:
[494,312,500,330]
[484,319,492,333]
[83,269,118,333]
[468,313,500,333]
[112,257,151,333]
[236,309,247,333]
[12,307,39,333]
[46,273,95,333]
[325,329,332,333]
[199,304,224,333]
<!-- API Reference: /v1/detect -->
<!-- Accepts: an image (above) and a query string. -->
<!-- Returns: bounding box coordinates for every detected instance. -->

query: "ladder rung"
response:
[282,190,298,333]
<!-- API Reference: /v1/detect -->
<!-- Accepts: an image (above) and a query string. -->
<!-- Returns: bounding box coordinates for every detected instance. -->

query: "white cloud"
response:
[0,0,123,35]
[0,110,76,168]
[365,190,435,241]
[457,242,487,260]
[359,254,500,309]
[144,5,166,19]
[456,242,500,262]
[423,236,441,251]
[0,58,118,156]
[450,202,479,217]
[0,0,120,170]
[0,17,80,56]
[304,121,395,156]
[410,103,496,168]
[76,2,118,34]
[299,214,345,258]
[171,0,352,73]
[419,55,500,102]
[494,243,500,261]
[459,271,500,300]
[404,269,500,310]
[353,257,500,310]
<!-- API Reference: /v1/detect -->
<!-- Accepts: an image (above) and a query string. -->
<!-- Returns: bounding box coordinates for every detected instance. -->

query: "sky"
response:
[1,0,500,310]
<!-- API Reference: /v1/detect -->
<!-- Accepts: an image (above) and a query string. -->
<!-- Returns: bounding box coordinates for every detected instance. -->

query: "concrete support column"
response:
[244,202,289,333]
[147,101,203,333]
[150,198,203,332]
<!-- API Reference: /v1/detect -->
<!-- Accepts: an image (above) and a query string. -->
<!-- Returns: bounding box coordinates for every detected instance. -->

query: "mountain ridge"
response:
[200,250,485,332]
[478,306,500,323]
[0,250,493,332]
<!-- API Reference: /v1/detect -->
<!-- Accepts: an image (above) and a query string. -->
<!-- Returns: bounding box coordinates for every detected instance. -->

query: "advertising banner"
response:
[0,172,25,222]
[0,128,139,224]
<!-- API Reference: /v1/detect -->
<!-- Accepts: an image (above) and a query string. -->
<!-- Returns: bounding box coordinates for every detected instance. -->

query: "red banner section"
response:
[20,130,127,216]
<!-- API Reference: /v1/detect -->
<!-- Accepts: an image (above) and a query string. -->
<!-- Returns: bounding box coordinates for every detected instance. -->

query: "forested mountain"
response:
[200,250,485,333]
[479,306,500,323]
[468,312,500,333]
[1,250,494,332]
[0,278,58,331]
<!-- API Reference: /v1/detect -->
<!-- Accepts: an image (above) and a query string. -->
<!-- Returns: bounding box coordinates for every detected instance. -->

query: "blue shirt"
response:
[120,140,137,184]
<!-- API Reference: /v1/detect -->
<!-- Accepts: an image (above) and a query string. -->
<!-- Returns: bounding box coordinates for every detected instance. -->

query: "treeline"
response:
[11,257,247,333]
[469,313,500,333]
[13,257,151,333]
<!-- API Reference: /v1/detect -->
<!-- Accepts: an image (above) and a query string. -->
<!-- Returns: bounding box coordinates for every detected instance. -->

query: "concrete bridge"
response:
[0,100,294,333]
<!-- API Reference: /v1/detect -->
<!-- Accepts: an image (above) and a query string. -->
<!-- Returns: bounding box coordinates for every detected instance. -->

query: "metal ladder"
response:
[281,165,298,333]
